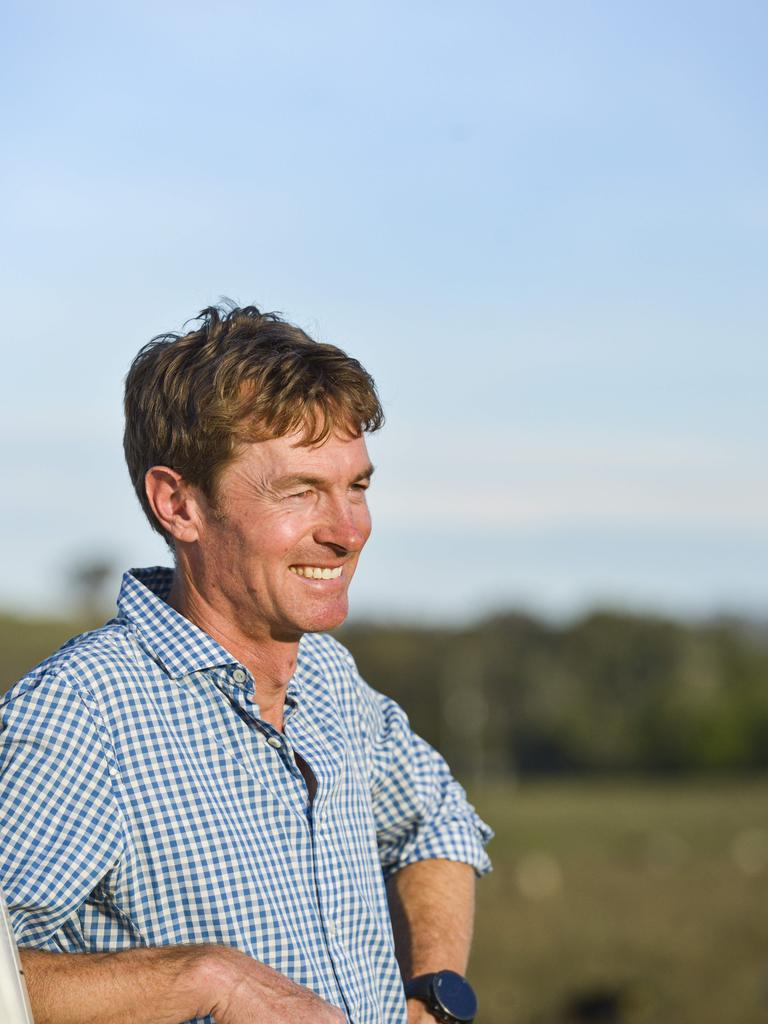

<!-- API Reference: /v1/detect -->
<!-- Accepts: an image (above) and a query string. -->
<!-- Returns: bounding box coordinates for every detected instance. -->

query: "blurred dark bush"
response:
[337,611,768,778]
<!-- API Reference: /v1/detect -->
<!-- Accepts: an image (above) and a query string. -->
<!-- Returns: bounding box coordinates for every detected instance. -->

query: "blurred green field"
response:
[466,780,768,1024]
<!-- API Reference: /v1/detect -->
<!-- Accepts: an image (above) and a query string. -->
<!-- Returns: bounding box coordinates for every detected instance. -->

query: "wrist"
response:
[182,943,242,1020]
[407,996,435,1024]
[404,970,477,1023]
[407,994,442,1020]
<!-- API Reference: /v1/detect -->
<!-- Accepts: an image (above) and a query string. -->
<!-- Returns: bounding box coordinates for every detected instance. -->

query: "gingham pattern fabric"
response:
[0,567,492,1024]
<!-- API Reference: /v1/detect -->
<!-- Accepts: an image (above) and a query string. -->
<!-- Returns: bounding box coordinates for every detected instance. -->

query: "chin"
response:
[299,599,350,635]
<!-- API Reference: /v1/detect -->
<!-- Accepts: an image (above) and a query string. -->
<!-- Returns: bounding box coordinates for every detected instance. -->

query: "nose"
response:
[314,494,371,554]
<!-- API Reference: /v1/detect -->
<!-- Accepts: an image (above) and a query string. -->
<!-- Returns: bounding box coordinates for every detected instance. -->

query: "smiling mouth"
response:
[289,565,344,580]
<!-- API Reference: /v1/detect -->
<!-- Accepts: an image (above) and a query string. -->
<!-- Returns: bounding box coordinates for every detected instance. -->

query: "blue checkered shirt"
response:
[0,568,492,1024]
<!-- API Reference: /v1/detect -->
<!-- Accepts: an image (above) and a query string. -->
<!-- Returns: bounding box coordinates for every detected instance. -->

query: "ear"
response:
[144,466,203,544]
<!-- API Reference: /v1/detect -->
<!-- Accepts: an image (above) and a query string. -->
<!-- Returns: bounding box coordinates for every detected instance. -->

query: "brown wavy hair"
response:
[124,303,384,540]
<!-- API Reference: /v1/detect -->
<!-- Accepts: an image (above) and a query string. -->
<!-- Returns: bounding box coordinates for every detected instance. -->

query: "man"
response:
[0,305,491,1024]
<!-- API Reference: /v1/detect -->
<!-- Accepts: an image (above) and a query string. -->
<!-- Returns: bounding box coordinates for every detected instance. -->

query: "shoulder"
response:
[297,632,362,707]
[298,632,394,740]
[1,619,138,720]
[0,625,137,785]
[299,631,357,677]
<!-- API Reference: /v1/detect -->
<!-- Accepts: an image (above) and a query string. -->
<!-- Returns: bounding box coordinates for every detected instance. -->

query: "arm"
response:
[352,664,493,884]
[344,650,491,1020]
[20,944,345,1024]
[386,859,476,1024]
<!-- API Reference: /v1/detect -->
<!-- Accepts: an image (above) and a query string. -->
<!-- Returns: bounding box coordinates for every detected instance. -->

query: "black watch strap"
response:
[405,972,435,1002]
[404,971,477,1023]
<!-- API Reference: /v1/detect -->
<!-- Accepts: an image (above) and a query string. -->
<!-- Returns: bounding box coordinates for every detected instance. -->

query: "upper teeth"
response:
[290,566,343,579]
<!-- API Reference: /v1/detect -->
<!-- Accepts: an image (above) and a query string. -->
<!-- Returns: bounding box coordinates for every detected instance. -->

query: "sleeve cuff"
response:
[381,810,494,880]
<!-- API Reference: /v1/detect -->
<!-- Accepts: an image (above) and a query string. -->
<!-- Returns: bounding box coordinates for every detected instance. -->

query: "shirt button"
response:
[267,736,283,749]
[326,920,338,938]
[232,668,247,683]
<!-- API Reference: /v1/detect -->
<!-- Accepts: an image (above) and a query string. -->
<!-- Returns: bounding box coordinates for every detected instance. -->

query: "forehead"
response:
[228,430,372,481]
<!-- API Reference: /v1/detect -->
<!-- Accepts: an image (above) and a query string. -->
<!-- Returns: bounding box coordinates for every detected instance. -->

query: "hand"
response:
[196,945,346,1024]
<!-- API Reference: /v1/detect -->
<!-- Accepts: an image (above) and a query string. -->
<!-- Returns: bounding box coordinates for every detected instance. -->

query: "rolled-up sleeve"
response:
[0,671,124,947]
[349,659,493,880]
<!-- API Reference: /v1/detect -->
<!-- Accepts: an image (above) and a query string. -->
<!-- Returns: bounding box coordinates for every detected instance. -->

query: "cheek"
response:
[267,513,313,557]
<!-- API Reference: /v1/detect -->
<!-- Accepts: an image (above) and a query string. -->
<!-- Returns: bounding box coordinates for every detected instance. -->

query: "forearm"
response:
[386,858,475,979]
[20,945,212,1024]
[19,942,344,1024]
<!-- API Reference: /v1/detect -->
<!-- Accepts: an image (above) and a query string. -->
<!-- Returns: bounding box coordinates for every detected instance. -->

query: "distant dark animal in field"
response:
[561,986,624,1023]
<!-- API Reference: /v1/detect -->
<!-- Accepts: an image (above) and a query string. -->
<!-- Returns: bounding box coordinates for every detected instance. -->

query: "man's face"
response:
[191,429,373,641]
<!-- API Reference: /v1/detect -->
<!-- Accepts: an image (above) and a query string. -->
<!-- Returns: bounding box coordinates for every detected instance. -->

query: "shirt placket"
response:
[214,668,311,813]
[214,666,354,1019]
[284,704,365,1022]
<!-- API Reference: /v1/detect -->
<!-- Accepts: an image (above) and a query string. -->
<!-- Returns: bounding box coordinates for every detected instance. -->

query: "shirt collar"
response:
[116,567,305,704]
[117,567,239,679]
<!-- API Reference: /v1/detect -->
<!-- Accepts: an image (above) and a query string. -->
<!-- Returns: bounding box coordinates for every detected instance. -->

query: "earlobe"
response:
[144,466,201,544]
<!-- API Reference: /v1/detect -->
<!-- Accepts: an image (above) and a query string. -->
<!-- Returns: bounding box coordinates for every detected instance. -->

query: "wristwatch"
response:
[404,970,477,1023]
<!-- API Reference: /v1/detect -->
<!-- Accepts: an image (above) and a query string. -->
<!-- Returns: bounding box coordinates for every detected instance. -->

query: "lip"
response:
[289,572,348,589]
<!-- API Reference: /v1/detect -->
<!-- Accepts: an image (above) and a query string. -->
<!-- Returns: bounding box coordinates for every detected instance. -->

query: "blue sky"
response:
[1,1,765,621]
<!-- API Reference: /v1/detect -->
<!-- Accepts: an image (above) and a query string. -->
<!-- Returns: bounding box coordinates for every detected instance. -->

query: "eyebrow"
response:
[273,464,375,489]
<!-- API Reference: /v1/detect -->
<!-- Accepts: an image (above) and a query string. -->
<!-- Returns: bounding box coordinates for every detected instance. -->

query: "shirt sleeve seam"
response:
[54,669,128,862]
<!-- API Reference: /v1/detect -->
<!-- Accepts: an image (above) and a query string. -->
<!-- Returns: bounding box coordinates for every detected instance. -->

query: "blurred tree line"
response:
[1,606,766,777]
[337,611,768,779]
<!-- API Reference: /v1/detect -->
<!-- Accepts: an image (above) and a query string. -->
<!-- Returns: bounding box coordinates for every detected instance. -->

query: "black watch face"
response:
[433,971,477,1022]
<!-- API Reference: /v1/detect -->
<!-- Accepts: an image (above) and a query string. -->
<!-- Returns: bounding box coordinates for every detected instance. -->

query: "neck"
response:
[167,570,299,731]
